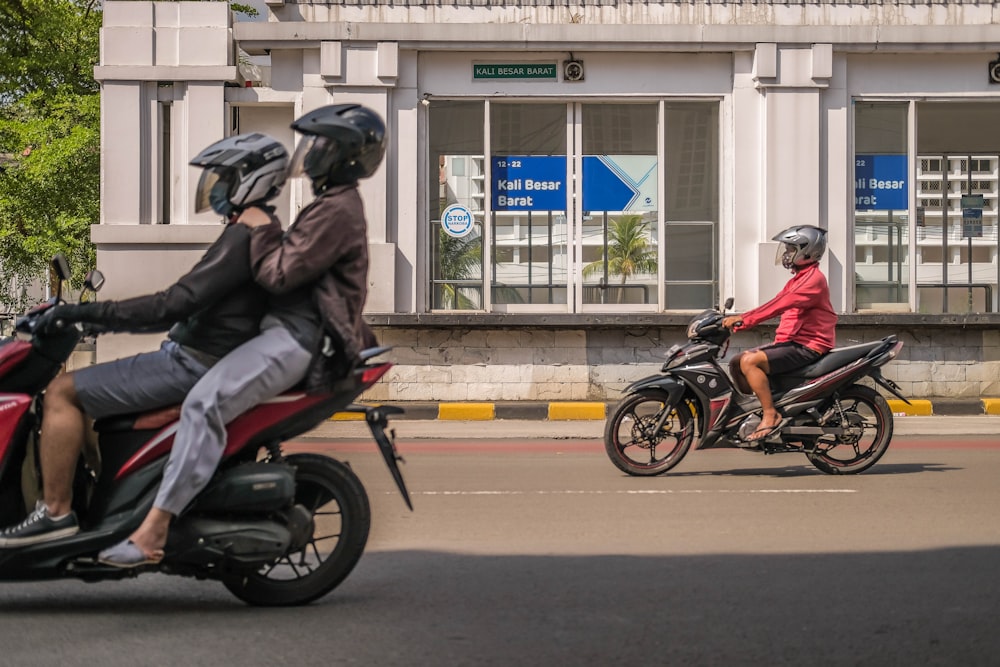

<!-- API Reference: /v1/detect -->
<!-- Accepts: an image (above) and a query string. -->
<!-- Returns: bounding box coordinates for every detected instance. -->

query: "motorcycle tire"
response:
[807,384,893,475]
[223,453,371,606]
[604,389,695,476]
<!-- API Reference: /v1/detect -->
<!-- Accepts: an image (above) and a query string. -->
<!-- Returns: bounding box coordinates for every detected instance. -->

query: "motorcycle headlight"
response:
[663,353,688,371]
[661,344,683,372]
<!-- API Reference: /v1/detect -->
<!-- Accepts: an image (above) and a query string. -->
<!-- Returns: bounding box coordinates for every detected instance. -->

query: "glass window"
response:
[490,103,568,306]
[426,99,722,313]
[854,102,909,311]
[664,103,719,309]
[581,104,659,307]
[429,101,484,310]
[915,101,1000,313]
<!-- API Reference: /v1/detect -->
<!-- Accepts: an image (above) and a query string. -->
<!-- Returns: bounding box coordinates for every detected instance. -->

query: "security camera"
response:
[563,60,585,82]
[989,58,1000,84]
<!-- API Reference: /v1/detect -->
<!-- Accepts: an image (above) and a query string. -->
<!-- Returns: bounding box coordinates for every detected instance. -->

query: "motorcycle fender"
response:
[870,371,911,404]
[622,375,687,405]
[363,405,413,511]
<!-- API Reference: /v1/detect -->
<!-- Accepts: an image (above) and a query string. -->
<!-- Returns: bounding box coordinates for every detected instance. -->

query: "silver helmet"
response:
[191,133,289,217]
[773,225,828,270]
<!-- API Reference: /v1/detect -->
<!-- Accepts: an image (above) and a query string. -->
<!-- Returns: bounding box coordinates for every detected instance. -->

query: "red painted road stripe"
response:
[285,439,605,454]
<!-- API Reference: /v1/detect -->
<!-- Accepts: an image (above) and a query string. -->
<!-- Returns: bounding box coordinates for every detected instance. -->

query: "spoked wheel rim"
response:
[257,478,342,582]
[808,385,892,474]
[223,454,370,606]
[605,391,695,475]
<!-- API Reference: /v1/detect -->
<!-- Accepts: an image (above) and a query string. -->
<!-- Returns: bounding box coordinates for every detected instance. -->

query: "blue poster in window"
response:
[491,156,566,211]
[855,154,908,210]
[582,155,658,211]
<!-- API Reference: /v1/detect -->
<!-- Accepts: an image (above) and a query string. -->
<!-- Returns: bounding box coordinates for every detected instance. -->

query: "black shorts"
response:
[760,341,822,375]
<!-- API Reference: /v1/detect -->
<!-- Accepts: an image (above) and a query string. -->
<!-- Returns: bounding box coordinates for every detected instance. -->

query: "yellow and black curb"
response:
[332,399,1000,421]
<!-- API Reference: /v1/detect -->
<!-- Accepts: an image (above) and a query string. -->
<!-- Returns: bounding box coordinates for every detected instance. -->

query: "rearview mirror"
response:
[84,270,105,293]
[52,254,71,282]
[724,297,735,311]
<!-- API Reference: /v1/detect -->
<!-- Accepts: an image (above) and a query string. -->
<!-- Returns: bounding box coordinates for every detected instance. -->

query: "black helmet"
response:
[773,225,828,271]
[288,104,387,193]
[191,132,288,217]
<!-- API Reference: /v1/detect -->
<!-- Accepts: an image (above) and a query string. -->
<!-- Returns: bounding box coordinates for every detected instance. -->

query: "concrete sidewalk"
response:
[306,414,1000,440]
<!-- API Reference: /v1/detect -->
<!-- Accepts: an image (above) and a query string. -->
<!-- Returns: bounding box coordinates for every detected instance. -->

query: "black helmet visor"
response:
[287,135,340,182]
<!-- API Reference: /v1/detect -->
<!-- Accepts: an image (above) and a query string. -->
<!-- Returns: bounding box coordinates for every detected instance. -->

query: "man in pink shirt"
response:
[722,225,837,441]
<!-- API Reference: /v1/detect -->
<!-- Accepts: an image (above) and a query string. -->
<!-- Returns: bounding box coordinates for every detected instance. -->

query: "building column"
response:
[752,43,835,302]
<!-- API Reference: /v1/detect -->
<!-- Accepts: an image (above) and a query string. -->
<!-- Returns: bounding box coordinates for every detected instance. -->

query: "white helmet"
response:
[191,133,288,217]
[773,225,828,271]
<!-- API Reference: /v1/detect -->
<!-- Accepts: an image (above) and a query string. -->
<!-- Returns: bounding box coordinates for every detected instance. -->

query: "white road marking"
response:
[398,489,857,496]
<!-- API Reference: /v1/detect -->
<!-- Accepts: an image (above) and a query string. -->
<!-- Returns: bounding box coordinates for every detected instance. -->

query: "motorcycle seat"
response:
[782,340,885,379]
[93,404,182,433]
[91,346,393,433]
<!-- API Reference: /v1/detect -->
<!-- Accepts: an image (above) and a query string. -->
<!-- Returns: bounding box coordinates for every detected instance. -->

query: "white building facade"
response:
[93,1,1000,401]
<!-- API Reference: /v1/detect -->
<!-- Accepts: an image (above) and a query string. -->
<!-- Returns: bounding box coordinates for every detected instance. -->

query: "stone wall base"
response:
[363,325,1000,402]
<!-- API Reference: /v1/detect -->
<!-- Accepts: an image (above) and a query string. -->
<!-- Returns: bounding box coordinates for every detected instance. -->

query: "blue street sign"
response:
[582,156,657,211]
[491,156,566,211]
[855,154,908,210]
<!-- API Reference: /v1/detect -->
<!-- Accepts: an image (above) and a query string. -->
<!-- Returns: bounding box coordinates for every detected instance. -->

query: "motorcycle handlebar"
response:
[78,322,111,337]
[14,305,107,339]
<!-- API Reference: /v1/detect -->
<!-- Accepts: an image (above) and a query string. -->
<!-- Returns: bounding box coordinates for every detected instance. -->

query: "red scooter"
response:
[0,255,410,606]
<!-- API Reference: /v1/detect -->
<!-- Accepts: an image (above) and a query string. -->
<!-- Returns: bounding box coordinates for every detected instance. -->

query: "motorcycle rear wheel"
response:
[223,453,371,606]
[807,384,893,475]
[604,389,695,476]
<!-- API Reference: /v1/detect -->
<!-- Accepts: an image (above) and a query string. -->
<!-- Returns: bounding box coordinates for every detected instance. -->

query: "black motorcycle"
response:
[604,298,909,476]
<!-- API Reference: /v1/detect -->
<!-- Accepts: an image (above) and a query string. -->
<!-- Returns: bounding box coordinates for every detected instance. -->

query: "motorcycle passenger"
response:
[721,225,838,442]
[101,104,384,567]
[0,133,288,549]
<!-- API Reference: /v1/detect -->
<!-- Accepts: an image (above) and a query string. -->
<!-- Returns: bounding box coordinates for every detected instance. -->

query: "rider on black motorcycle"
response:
[0,133,288,551]
[721,225,838,442]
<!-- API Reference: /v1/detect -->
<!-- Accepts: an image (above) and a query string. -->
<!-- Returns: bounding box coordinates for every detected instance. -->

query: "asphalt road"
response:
[0,432,998,666]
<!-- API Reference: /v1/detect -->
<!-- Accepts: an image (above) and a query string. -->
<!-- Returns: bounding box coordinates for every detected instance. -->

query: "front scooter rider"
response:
[0,133,288,548]
[721,225,838,443]
[99,103,384,568]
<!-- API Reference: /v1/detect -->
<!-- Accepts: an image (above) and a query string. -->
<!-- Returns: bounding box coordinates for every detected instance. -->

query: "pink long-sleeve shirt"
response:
[739,262,837,353]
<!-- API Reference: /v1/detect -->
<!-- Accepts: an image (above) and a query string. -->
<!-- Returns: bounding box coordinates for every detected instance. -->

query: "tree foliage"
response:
[436,228,483,310]
[0,0,101,99]
[0,0,101,306]
[0,1,255,308]
[583,215,658,283]
[583,214,658,303]
[0,91,100,298]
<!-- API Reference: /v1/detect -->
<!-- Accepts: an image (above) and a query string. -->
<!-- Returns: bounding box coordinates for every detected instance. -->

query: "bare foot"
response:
[747,413,782,442]
[128,507,172,556]
[126,532,166,561]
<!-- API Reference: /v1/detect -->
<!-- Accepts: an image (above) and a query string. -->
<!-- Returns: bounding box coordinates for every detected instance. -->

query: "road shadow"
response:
[0,545,997,665]
[663,461,959,478]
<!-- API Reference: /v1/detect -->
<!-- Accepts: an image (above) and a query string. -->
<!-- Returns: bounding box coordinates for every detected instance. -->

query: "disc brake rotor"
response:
[630,415,669,449]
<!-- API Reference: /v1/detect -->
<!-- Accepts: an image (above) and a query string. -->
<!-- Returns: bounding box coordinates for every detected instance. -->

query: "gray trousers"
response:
[154,321,313,515]
[74,341,209,419]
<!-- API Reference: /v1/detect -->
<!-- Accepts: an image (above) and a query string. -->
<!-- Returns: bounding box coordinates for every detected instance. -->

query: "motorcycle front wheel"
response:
[604,389,695,476]
[223,453,371,606]
[807,384,893,475]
